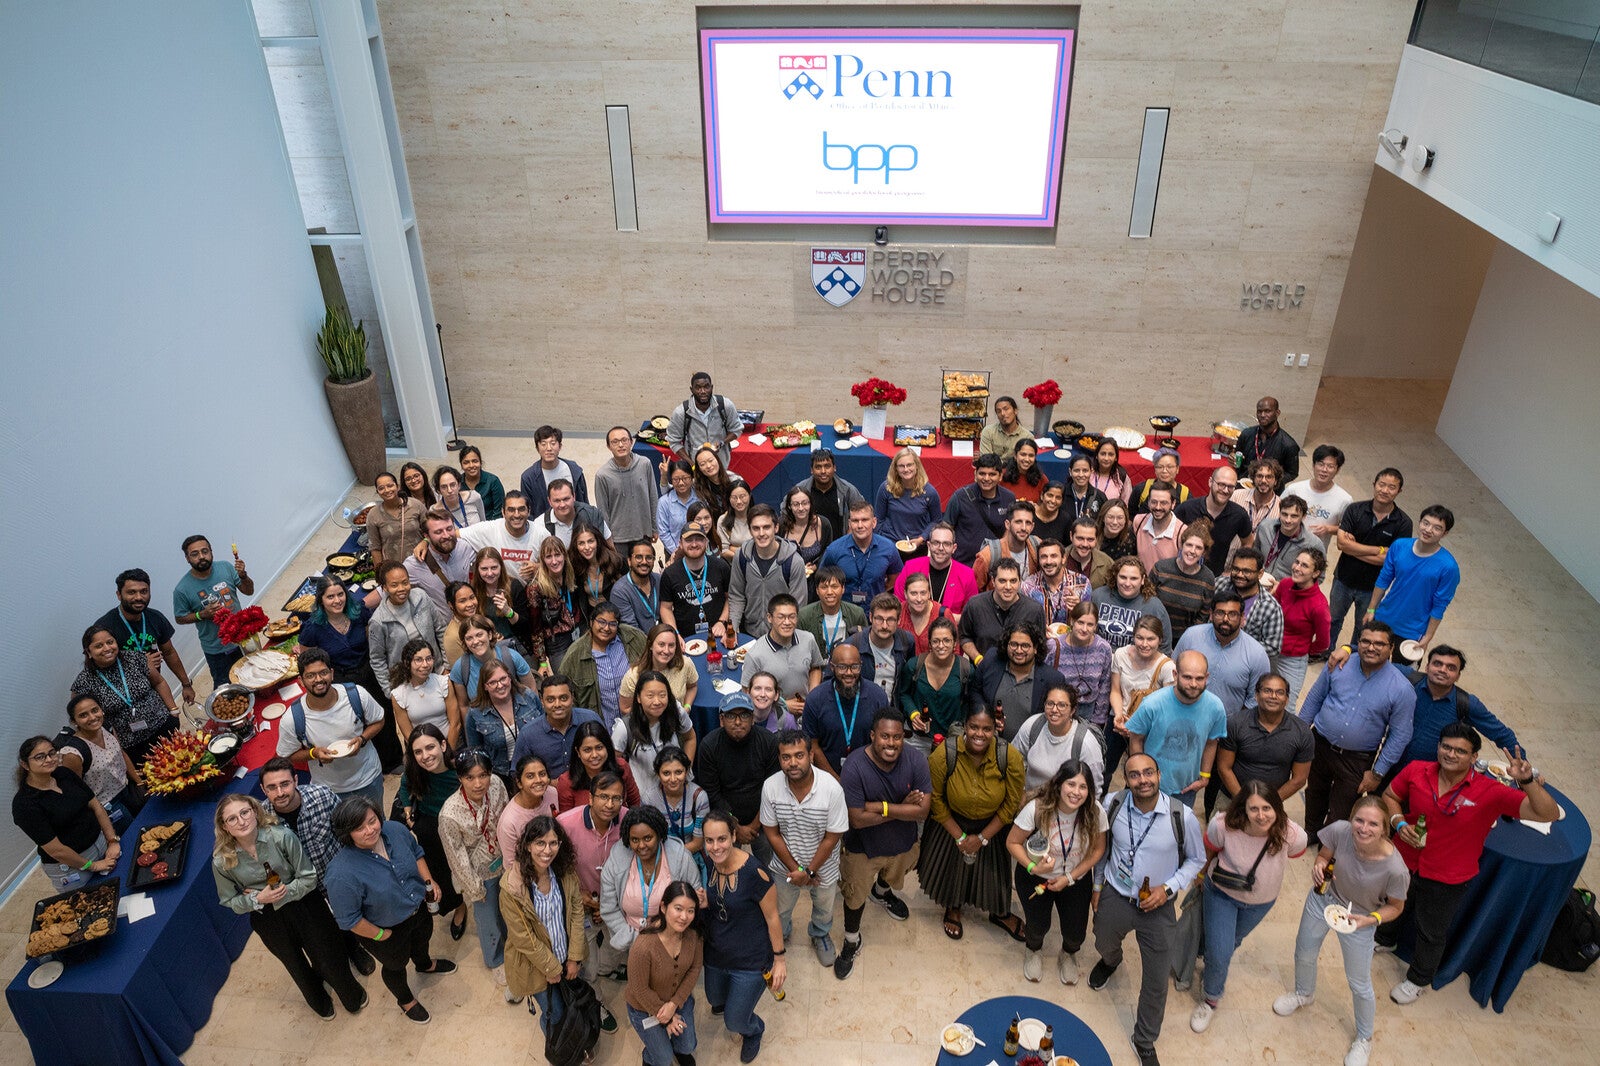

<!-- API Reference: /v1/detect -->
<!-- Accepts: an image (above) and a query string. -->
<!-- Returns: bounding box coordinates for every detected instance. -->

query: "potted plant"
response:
[317,306,386,482]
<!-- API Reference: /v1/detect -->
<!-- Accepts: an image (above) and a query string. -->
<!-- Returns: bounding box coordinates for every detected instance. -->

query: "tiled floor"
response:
[3,377,1595,1064]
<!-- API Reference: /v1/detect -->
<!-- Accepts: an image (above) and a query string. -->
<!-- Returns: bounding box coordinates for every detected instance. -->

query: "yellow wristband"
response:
[1199,771,1211,779]
[1370,912,1382,923]
[881,801,888,817]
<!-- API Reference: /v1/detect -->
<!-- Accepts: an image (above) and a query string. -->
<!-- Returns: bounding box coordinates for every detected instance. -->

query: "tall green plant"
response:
[316,306,369,383]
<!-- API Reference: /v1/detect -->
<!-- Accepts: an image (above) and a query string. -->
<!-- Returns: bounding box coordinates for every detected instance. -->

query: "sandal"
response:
[943,907,964,940]
[989,913,1027,943]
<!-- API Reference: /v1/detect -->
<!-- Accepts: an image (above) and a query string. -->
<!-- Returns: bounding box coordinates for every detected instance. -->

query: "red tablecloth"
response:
[235,678,304,771]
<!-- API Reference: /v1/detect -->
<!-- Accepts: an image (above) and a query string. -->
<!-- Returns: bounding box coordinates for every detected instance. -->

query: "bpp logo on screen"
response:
[822,132,918,185]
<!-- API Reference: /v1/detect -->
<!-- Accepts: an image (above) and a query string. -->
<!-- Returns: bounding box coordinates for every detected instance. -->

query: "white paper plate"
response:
[260,702,286,721]
[683,638,709,656]
[1137,447,1157,460]
[1324,903,1359,934]
[27,960,63,988]
[834,441,853,450]
[1018,1018,1048,1051]
[940,1023,976,1056]
[1053,449,1074,459]
[320,738,361,759]
[1399,639,1425,663]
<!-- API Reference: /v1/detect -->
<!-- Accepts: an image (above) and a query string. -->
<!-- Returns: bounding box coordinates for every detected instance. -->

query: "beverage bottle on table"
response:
[1315,858,1335,895]
[1138,876,1152,904]
[1414,814,1428,846]
[1039,1024,1055,1056]
[1003,1014,1020,1056]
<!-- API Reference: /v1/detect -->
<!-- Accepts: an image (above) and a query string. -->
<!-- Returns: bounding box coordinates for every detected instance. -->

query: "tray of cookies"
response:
[128,819,192,891]
[941,369,990,399]
[28,878,120,958]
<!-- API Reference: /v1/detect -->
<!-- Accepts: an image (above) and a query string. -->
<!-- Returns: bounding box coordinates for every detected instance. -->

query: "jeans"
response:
[1201,880,1275,1001]
[1375,873,1469,986]
[1326,578,1372,650]
[1278,654,1309,712]
[46,838,108,894]
[532,986,563,1037]
[1292,888,1377,1040]
[203,647,243,686]
[703,964,766,1039]
[472,876,507,968]
[774,876,838,941]
[628,993,697,1066]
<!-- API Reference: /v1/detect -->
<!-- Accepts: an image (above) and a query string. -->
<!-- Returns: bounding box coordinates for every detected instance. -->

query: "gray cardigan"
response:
[598,835,703,952]
[367,589,449,695]
[727,537,809,636]
[1255,517,1324,581]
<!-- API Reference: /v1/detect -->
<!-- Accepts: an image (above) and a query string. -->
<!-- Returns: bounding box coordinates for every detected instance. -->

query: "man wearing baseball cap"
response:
[694,690,780,864]
[659,527,732,642]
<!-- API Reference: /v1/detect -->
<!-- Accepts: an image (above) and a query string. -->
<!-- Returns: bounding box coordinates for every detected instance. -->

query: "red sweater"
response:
[1273,581,1331,657]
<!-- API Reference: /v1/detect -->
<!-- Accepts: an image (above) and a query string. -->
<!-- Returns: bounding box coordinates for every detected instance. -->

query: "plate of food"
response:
[361,578,378,591]
[1482,761,1515,786]
[895,539,916,553]
[319,738,362,760]
[1102,426,1147,450]
[264,618,301,642]
[683,638,709,657]
[1324,903,1360,935]
[1017,1018,1048,1051]
[730,644,749,664]
[650,415,671,432]
[833,418,853,434]
[1047,622,1069,638]
[940,1023,977,1056]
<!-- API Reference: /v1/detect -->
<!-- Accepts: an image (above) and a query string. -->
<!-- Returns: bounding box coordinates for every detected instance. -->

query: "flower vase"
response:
[239,632,269,655]
[863,403,889,440]
[1031,404,1055,438]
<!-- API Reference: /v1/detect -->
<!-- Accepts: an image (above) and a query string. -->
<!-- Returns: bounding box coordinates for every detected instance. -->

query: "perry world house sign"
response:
[1241,282,1307,311]
[810,246,961,308]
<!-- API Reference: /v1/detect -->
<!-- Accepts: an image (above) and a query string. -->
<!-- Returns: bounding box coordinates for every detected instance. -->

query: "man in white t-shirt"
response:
[458,490,540,578]
[1285,444,1353,549]
[275,649,385,805]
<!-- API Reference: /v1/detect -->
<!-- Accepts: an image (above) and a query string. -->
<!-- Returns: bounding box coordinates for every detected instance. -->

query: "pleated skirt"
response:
[916,812,1011,915]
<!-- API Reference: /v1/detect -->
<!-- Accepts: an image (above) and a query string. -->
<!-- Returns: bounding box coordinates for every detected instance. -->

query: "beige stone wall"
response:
[379,0,1414,439]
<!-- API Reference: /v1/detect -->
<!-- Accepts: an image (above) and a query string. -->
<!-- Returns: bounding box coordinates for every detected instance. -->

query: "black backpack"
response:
[1541,888,1600,972]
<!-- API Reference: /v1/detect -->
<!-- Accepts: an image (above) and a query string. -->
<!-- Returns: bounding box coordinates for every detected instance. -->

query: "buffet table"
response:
[694,428,1225,510]
[7,775,258,1066]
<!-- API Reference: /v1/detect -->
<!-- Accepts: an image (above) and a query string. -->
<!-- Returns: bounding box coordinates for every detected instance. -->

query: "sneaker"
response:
[1128,1034,1160,1066]
[1058,951,1080,986]
[351,950,376,976]
[739,1030,763,1063]
[1390,979,1423,1005]
[1345,1037,1373,1066]
[527,997,539,1017]
[599,1003,618,1033]
[833,937,861,980]
[1023,950,1042,983]
[870,883,910,921]
[346,989,369,1014]
[812,934,836,967]
[1373,941,1396,955]
[402,1001,430,1025]
[312,999,336,1021]
[1088,959,1117,990]
[1273,992,1313,1016]
[710,1003,725,1016]
[423,959,457,975]
[676,1055,696,1066]
[1189,1002,1215,1033]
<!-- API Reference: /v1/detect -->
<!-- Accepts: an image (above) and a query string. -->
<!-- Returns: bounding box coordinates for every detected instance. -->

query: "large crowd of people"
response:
[11,370,1557,1066]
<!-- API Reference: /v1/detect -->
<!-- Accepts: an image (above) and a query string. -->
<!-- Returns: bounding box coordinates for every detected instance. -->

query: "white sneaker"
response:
[1273,991,1313,1016]
[1023,949,1042,982]
[1390,979,1423,1005]
[1189,1001,1215,1033]
[1345,1037,1372,1066]
[1058,951,1080,986]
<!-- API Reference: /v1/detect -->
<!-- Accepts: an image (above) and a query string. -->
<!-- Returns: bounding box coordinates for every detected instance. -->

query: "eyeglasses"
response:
[1357,638,1391,649]
[1438,745,1475,758]
[29,750,59,763]
[592,618,619,629]
[222,811,255,825]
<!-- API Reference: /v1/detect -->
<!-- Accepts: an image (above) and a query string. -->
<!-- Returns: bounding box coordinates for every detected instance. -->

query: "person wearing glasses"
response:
[1297,621,1416,837]
[1211,548,1284,663]
[1175,467,1250,573]
[13,736,120,893]
[555,771,630,988]
[560,604,647,733]
[438,749,515,1001]
[594,425,660,546]
[1377,725,1556,1006]
[894,522,979,619]
[212,794,367,1019]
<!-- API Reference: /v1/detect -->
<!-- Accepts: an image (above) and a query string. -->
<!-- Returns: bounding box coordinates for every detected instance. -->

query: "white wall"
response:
[1438,244,1600,599]
[0,1,351,893]
[1381,46,1600,298]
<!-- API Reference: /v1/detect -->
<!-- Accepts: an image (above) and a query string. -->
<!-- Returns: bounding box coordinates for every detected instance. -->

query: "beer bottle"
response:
[1138,876,1152,904]
[763,968,785,1001]
[1414,814,1428,847]
[1315,858,1335,895]
[1002,1014,1020,1056]
[1039,1024,1055,1056]
[263,862,282,889]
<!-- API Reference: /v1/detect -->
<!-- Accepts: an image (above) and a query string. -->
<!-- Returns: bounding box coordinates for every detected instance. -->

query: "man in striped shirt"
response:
[761,731,849,967]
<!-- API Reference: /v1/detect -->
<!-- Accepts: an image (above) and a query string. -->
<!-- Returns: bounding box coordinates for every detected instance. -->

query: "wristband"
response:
[1026,860,1038,874]
[771,948,785,956]
[1339,644,1352,653]
[1394,819,1408,832]
[1370,912,1382,923]
[81,859,94,871]
[957,833,968,844]
[373,929,388,941]
[1199,771,1211,779]
[881,801,889,817]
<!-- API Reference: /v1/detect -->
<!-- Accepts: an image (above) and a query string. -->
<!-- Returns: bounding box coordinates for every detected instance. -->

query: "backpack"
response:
[1123,655,1172,721]
[1022,715,1091,765]
[1106,788,1187,857]
[944,732,1009,779]
[289,682,369,750]
[1540,888,1600,972]
[1407,669,1471,722]
[736,544,798,590]
[681,395,737,442]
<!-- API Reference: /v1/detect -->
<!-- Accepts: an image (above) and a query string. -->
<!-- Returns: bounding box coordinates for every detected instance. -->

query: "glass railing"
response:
[1410,0,1600,102]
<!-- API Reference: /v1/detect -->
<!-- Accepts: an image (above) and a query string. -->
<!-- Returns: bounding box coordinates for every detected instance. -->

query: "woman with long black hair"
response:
[1005,758,1107,985]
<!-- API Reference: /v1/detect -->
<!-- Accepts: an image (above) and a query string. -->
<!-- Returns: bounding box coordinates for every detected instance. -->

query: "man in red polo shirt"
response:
[1378,723,1557,1004]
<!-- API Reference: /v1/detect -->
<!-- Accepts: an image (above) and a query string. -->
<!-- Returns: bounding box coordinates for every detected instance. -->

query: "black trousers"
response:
[1014,865,1093,953]
[1303,732,1376,838]
[252,894,366,1012]
[364,905,435,1005]
[1376,873,1469,985]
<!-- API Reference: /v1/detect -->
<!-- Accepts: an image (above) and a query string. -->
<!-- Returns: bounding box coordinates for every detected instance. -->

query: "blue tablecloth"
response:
[6,774,257,1065]
[685,642,733,739]
[935,993,1111,1066]
[1396,785,1589,1011]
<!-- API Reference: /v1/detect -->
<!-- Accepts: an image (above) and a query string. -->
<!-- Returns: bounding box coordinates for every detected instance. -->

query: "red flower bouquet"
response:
[850,378,908,407]
[215,606,269,647]
[1023,380,1063,407]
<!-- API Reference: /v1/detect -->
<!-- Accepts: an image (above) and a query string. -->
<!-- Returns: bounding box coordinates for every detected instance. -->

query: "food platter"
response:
[129,820,191,891]
[264,618,301,642]
[281,575,320,614]
[230,650,297,691]
[28,879,120,958]
[1102,426,1146,450]
[650,415,671,432]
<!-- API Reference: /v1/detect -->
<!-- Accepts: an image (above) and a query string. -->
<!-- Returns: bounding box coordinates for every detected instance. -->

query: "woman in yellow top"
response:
[918,706,1026,941]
